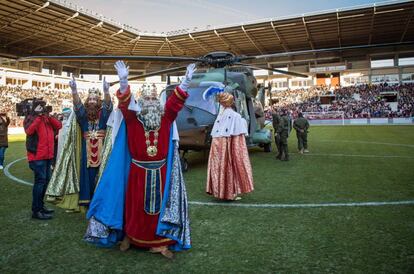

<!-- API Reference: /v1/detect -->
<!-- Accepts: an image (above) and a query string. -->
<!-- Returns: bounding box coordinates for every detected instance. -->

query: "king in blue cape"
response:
[84,61,194,258]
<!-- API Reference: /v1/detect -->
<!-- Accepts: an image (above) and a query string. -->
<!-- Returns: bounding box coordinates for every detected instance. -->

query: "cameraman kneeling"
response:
[24,101,62,220]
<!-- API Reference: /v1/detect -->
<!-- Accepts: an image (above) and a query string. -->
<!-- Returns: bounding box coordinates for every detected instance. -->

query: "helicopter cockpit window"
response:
[185,87,219,115]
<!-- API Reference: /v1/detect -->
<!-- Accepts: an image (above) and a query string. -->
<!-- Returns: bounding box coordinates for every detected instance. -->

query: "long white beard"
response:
[137,99,164,131]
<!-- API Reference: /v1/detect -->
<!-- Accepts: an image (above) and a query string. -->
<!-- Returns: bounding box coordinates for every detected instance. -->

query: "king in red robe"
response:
[114,61,196,258]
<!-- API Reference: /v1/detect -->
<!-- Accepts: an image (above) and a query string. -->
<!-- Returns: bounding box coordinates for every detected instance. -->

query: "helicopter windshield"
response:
[185,86,219,115]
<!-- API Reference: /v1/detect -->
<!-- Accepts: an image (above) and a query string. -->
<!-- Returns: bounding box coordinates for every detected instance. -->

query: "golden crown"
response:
[141,84,158,97]
[88,88,102,97]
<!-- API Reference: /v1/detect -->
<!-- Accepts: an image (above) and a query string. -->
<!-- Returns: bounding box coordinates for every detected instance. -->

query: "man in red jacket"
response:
[24,100,62,220]
[0,113,10,170]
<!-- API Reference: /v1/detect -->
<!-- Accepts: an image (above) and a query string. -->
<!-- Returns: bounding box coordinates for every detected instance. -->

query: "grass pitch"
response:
[1,126,414,273]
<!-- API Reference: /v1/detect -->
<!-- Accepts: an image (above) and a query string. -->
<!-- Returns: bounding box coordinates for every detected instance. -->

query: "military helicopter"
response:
[21,51,309,171]
[160,54,283,172]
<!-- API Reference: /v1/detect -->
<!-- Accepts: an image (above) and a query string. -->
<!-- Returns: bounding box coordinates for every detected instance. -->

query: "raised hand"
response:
[103,76,110,94]
[69,75,77,94]
[179,63,197,91]
[114,60,129,80]
[114,60,129,93]
[185,63,197,81]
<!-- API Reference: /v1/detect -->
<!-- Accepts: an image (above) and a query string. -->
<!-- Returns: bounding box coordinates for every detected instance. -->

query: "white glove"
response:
[103,76,110,94]
[69,75,77,94]
[179,63,197,91]
[114,60,129,94]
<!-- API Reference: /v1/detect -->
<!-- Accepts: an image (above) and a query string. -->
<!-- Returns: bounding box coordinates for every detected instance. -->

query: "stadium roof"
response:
[0,0,413,73]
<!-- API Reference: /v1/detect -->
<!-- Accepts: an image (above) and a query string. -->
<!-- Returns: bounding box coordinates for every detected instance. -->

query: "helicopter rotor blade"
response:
[238,41,414,61]
[18,55,203,63]
[235,63,308,78]
[110,65,188,86]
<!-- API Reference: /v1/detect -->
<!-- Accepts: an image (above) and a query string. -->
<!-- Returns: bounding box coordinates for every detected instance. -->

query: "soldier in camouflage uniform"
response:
[279,110,290,161]
[271,107,282,159]
[293,112,310,154]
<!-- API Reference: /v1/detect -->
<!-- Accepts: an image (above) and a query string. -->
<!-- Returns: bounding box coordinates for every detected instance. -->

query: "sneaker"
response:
[32,211,53,220]
[298,150,303,154]
[304,149,309,153]
[0,165,3,170]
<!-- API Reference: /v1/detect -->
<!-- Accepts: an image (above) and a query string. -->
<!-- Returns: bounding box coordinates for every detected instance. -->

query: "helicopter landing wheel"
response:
[263,142,272,153]
[180,157,189,173]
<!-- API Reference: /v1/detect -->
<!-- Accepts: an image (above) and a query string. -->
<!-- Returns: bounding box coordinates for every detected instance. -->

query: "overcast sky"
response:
[67,0,392,33]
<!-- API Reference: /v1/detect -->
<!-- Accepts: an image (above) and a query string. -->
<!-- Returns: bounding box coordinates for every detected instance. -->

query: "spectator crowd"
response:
[266,83,414,120]
[0,85,88,127]
[1,83,413,127]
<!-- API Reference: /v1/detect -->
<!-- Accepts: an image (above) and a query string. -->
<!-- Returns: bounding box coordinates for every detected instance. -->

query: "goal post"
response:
[302,111,345,125]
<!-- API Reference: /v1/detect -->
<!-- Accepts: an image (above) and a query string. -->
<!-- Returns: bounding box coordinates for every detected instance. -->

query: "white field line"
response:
[3,157,33,186]
[305,153,414,159]
[188,200,414,208]
[319,140,414,148]
[4,158,414,209]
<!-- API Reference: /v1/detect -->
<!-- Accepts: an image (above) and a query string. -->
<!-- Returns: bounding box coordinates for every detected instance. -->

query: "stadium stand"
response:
[265,83,414,119]
[0,85,86,126]
[0,82,166,127]
[2,82,412,127]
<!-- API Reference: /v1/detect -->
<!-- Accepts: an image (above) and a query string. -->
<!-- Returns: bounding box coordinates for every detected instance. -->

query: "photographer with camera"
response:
[0,113,10,170]
[23,100,62,220]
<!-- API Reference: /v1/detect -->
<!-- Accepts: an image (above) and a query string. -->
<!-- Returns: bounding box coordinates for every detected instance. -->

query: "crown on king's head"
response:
[141,84,158,98]
[88,88,102,98]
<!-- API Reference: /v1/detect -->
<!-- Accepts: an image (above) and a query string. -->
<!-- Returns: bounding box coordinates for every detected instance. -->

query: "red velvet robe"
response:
[116,86,188,248]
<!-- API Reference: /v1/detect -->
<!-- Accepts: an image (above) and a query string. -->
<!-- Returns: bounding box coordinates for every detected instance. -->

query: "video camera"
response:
[16,98,53,116]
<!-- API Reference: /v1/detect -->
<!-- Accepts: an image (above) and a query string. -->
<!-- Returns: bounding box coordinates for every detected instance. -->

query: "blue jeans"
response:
[0,147,6,166]
[29,159,52,213]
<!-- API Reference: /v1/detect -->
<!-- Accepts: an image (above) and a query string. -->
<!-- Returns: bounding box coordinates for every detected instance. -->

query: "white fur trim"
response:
[211,108,248,138]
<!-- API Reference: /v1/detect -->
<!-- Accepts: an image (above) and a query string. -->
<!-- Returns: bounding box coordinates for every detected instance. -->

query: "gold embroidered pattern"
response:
[145,130,159,157]
[130,236,172,244]
[174,88,185,101]
[84,130,106,167]
[118,92,132,103]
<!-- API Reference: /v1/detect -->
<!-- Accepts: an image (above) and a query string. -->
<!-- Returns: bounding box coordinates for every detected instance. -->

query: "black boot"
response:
[32,211,53,220]
[42,207,55,214]
[281,150,289,161]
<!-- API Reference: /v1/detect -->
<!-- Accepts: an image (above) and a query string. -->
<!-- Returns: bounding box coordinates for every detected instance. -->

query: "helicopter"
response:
[20,42,405,171]
[161,60,275,172]
[21,50,309,171]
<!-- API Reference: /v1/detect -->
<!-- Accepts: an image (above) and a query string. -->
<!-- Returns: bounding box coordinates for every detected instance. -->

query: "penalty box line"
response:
[4,158,414,209]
